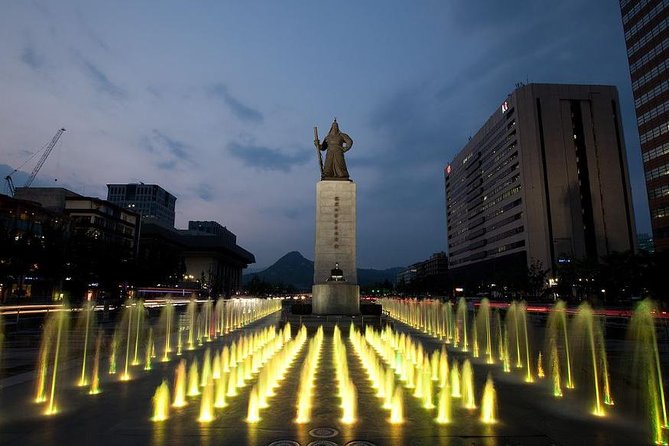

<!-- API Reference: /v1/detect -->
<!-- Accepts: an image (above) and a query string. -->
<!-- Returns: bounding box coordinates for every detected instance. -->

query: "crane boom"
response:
[24,128,66,188]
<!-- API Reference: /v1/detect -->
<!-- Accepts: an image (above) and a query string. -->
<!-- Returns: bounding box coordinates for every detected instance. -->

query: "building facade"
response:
[188,220,236,244]
[396,252,449,293]
[138,222,255,296]
[9,188,140,301]
[619,0,669,251]
[445,84,637,283]
[15,187,140,254]
[107,183,176,228]
[0,193,66,301]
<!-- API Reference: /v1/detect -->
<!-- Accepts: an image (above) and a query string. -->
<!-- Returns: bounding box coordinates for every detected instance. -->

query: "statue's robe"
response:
[321,132,353,179]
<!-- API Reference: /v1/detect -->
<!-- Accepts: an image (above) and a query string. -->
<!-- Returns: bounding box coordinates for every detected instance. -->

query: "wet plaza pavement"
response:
[0,310,654,446]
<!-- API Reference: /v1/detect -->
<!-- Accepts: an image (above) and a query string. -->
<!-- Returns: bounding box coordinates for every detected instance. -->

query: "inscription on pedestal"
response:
[313,181,357,285]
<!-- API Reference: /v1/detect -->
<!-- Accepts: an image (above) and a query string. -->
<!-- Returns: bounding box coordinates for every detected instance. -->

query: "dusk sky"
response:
[0,1,649,270]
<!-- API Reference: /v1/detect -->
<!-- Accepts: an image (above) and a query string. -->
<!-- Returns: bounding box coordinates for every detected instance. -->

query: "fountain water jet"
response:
[537,351,545,378]
[77,301,95,387]
[572,302,612,416]
[144,328,153,371]
[390,386,404,424]
[198,378,215,423]
[131,299,145,366]
[628,299,668,445]
[436,385,452,424]
[151,380,170,422]
[461,359,476,409]
[451,361,461,398]
[550,341,563,398]
[159,301,174,362]
[88,334,102,395]
[477,298,494,364]
[246,385,260,423]
[36,308,69,414]
[456,298,469,352]
[187,358,200,397]
[480,374,497,424]
[186,300,197,350]
[214,371,227,408]
[200,348,212,387]
[108,336,117,375]
[295,326,323,423]
[173,359,187,407]
[45,308,68,415]
[547,301,574,389]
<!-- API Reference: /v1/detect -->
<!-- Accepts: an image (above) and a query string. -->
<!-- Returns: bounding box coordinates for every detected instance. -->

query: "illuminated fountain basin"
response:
[0,299,654,446]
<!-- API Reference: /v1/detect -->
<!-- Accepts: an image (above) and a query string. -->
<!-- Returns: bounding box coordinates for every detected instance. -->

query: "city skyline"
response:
[0,1,650,269]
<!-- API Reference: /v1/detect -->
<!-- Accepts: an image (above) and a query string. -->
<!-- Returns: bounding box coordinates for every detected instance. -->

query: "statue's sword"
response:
[313,126,324,177]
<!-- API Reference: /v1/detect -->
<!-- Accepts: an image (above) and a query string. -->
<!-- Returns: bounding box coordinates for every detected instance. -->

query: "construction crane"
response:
[4,128,66,197]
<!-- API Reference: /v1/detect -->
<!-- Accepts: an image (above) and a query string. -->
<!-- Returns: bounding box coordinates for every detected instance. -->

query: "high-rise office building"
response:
[445,84,636,282]
[619,0,669,251]
[107,183,176,228]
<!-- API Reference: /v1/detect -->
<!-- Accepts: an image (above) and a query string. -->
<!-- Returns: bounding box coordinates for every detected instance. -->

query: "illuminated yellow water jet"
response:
[144,328,153,371]
[480,374,497,424]
[198,379,215,423]
[214,372,227,408]
[35,329,50,403]
[45,309,68,415]
[246,385,260,423]
[226,369,237,397]
[422,366,434,409]
[108,337,117,375]
[173,359,187,407]
[383,368,395,410]
[151,380,170,422]
[537,351,545,379]
[212,351,221,380]
[187,358,200,397]
[295,326,323,423]
[201,348,212,387]
[439,348,449,389]
[390,387,404,424]
[451,362,461,398]
[88,334,102,395]
[222,345,230,373]
[436,386,452,424]
[77,301,94,387]
[461,359,476,409]
[550,342,563,398]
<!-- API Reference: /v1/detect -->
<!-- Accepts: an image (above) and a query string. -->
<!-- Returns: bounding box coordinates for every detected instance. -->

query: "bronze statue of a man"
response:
[315,119,353,179]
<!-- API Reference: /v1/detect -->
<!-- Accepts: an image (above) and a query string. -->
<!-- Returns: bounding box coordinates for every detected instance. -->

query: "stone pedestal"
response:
[312,180,360,315]
[312,283,360,315]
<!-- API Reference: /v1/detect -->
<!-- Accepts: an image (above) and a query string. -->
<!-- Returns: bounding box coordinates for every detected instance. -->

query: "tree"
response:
[526,260,548,299]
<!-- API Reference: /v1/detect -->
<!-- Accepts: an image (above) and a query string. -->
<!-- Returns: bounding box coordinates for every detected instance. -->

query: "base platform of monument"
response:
[312,282,360,315]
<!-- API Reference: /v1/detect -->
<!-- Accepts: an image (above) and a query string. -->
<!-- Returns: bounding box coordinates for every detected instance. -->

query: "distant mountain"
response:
[244,251,314,290]
[243,251,402,291]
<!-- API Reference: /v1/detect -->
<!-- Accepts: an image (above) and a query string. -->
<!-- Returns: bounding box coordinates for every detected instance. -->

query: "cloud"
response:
[75,6,111,52]
[228,142,308,172]
[208,84,263,123]
[20,47,45,71]
[141,130,197,170]
[79,57,125,98]
[152,130,191,161]
[196,183,213,202]
[157,160,177,171]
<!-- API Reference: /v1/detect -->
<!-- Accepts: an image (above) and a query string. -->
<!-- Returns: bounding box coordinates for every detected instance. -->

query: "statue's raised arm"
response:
[319,119,353,180]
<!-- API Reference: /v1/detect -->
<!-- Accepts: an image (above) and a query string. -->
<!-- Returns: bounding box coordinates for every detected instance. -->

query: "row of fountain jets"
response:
[380,298,668,446]
[151,321,496,427]
[29,296,667,445]
[34,298,281,416]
